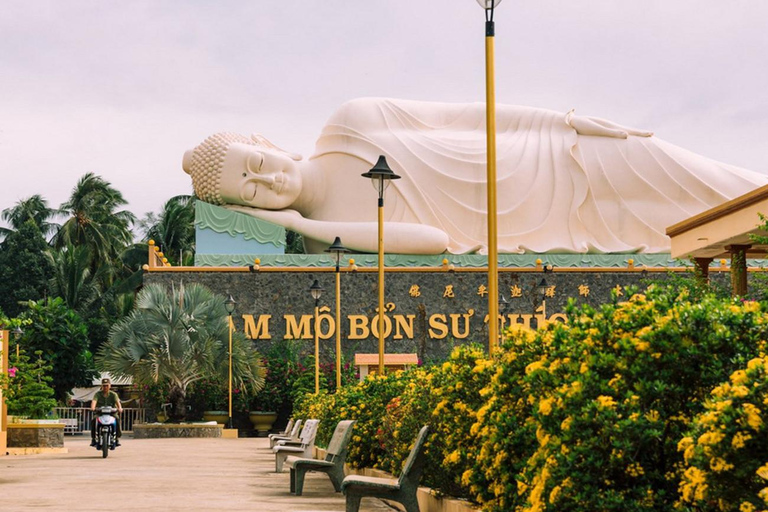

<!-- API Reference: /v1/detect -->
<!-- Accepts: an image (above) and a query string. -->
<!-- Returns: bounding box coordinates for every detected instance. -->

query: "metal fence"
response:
[52,407,148,434]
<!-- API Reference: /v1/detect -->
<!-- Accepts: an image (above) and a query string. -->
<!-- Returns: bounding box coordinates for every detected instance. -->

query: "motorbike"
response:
[94,406,119,458]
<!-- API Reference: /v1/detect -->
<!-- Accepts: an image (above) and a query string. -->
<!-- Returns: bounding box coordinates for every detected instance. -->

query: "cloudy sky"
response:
[1,1,767,225]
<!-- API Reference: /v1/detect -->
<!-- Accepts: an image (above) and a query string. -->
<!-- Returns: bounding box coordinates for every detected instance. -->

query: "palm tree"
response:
[54,173,136,275]
[96,283,265,421]
[140,195,196,265]
[45,244,103,314]
[0,194,58,241]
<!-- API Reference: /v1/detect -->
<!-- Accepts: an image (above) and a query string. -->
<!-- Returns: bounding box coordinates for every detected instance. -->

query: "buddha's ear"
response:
[250,133,303,161]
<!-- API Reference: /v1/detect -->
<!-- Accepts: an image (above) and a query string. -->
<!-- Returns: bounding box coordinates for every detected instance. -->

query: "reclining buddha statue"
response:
[183,97,767,254]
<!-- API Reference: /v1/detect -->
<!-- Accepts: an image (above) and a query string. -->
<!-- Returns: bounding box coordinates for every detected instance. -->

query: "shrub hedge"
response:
[293,286,768,512]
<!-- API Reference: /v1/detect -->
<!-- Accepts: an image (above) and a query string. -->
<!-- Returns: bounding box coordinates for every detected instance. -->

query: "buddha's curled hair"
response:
[183,132,256,205]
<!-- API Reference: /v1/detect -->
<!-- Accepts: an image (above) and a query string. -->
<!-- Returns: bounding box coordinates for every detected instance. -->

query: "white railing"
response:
[52,407,148,434]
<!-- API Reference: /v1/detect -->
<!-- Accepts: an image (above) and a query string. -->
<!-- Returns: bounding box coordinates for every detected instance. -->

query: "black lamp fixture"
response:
[224,294,237,315]
[536,278,549,298]
[325,237,350,271]
[361,155,401,203]
[12,326,23,339]
[310,280,324,303]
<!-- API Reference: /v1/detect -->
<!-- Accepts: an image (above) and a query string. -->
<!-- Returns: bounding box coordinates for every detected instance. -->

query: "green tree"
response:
[96,283,265,421]
[0,220,54,317]
[54,172,136,279]
[140,195,196,266]
[5,348,58,419]
[45,244,103,314]
[18,297,96,402]
[0,194,57,241]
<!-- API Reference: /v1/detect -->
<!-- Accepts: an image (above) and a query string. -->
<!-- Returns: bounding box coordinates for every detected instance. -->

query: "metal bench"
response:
[273,419,319,473]
[341,425,429,512]
[285,420,356,495]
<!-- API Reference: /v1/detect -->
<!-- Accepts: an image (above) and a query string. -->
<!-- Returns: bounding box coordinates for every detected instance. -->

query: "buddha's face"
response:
[219,143,302,210]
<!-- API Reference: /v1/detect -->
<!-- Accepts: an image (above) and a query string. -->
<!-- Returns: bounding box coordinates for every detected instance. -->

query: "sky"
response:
[1,0,767,225]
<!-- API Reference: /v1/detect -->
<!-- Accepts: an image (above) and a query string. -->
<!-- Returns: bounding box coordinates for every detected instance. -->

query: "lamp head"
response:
[224,294,237,315]
[12,326,23,339]
[325,236,350,263]
[361,155,401,200]
[476,0,502,8]
[309,280,324,301]
[536,278,548,297]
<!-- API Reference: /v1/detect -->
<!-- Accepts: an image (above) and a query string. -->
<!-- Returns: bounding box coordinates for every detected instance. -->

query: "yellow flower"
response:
[747,357,765,371]
[560,417,572,431]
[709,457,734,472]
[538,397,554,416]
[742,403,763,431]
[626,462,645,477]
[445,450,460,465]
[461,469,473,486]
[548,485,562,504]
[740,502,756,512]
[731,370,749,385]
[635,341,650,352]
[645,410,660,422]
[756,463,768,480]
[732,431,752,449]
[526,360,546,374]
[698,431,725,446]
[597,395,616,408]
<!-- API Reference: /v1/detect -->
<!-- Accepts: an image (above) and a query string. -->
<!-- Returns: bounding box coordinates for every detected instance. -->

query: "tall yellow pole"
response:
[314,304,320,394]
[377,201,385,375]
[228,315,233,425]
[335,270,342,390]
[485,21,499,353]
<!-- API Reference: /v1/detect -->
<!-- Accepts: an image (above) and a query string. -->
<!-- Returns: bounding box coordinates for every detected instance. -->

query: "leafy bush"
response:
[471,287,767,512]
[679,356,768,511]
[293,371,408,468]
[377,345,496,497]
[5,348,58,419]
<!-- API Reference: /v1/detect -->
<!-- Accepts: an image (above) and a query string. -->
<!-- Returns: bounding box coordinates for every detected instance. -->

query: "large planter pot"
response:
[156,412,168,423]
[249,411,277,436]
[203,411,229,425]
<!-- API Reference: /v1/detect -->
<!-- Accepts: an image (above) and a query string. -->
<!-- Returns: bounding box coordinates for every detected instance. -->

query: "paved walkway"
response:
[0,435,392,511]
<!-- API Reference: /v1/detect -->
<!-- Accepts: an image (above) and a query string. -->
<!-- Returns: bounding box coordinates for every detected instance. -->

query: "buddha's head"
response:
[183,132,302,210]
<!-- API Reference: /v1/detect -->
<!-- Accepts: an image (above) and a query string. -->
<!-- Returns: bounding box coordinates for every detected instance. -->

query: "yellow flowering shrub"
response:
[471,286,768,512]
[292,371,408,468]
[680,356,768,511]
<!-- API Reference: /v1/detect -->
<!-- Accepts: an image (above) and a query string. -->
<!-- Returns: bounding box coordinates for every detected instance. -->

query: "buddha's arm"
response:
[224,206,449,254]
[566,110,653,138]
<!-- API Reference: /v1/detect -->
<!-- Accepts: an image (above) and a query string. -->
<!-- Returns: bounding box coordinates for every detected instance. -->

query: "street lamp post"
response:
[309,280,324,394]
[325,237,350,391]
[12,326,23,359]
[476,0,503,353]
[224,294,237,429]
[361,155,401,375]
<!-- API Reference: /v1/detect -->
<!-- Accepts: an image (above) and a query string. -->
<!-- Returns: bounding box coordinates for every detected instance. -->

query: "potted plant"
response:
[5,349,63,448]
[247,382,280,436]
[189,377,229,424]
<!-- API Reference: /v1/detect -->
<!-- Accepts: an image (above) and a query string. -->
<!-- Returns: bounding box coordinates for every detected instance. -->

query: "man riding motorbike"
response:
[90,377,123,447]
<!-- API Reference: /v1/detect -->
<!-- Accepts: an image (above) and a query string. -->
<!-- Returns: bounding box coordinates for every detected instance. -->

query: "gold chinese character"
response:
[510,285,522,298]
[578,284,590,297]
[477,284,488,297]
[408,285,421,298]
[545,285,556,298]
[443,285,455,298]
[613,284,624,297]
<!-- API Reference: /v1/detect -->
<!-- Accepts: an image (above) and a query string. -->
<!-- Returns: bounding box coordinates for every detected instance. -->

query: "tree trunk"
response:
[167,385,187,422]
